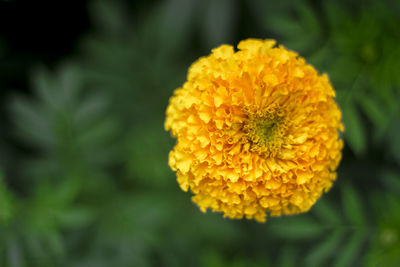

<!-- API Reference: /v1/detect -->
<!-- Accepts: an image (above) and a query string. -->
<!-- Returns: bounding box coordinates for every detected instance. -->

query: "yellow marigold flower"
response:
[165,39,343,222]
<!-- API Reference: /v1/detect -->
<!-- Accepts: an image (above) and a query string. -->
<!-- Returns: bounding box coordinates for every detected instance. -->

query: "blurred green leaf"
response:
[0,173,14,225]
[329,57,362,86]
[11,63,121,181]
[11,97,55,148]
[200,0,238,48]
[323,0,347,31]
[201,250,227,267]
[356,93,388,139]
[342,102,367,156]
[342,183,365,226]
[5,235,26,267]
[159,0,197,54]
[380,170,400,195]
[333,231,366,267]
[313,199,341,225]
[305,230,344,267]
[388,115,400,165]
[124,121,174,187]
[267,15,303,37]
[297,3,319,34]
[56,206,94,229]
[266,2,322,54]
[277,246,298,267]
[89,0,128,37]
[270,216,325,240]
[201,250,269,267]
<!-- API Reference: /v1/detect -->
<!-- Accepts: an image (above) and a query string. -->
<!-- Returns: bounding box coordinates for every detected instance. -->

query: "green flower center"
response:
[242,107,287,157]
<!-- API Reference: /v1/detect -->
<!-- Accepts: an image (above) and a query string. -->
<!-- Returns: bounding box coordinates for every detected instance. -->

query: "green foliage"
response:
[0,0,399,266]
[0,173,14,226]
[341,100,367,157]
[268,183,370,267]
[365,171,400,266]
[11,63,120,180]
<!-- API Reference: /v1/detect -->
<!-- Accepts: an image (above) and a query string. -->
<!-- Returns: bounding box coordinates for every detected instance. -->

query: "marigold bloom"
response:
[165,39,343,222]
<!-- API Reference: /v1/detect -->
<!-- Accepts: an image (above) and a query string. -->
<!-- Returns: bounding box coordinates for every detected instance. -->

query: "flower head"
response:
[165,39,343,222]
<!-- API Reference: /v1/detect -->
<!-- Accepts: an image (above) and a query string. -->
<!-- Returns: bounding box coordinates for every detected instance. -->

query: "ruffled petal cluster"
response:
[165,39,343,222]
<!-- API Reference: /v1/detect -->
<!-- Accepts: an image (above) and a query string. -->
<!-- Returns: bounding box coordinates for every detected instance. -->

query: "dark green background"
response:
[0,0,399,266]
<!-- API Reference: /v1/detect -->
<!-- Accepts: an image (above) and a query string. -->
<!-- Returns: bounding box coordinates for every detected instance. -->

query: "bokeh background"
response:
[0,0,400,266]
